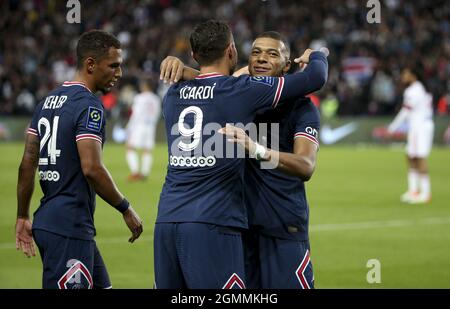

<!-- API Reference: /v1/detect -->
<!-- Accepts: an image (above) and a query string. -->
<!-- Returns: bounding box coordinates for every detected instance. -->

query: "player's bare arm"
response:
[77,139,143,243]
[160,56,199,84]
[160,55,249,83]
[219,125,318,181]
[16,133,40,257]
[271,138,318,181]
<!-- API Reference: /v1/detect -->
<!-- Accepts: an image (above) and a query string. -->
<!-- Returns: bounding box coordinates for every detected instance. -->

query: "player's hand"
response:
[160,56,184,84]
[122,206,143,243]
[15,217,36,258]
[218,124,257,155]
[294,48,314,71]
[232,66,249,77]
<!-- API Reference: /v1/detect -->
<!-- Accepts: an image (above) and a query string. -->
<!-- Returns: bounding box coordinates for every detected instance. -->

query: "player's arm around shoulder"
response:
[281,49,329,99]
[160,56,200,84]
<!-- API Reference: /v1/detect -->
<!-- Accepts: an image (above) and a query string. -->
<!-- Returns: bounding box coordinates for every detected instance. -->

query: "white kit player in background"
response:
[387,67,434,204]
[126,79,161,181]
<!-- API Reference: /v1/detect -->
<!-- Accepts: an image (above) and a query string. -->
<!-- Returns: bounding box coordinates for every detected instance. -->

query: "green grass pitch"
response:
[1,142,450,288]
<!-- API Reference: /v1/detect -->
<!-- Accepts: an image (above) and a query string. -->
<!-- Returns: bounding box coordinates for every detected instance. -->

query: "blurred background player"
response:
[15,30,143,289]
[387,67,434,204]
[125,79,161,181]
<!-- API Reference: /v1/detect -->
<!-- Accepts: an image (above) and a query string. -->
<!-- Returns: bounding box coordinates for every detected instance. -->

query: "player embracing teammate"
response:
[155,20,328,289]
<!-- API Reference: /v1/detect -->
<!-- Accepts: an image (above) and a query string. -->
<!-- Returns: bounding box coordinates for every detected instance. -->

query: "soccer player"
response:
[387,67,434,204]
[16,30,143,289]
[154,20,327,289]
[162,32,322,289]
[125,79,161,181]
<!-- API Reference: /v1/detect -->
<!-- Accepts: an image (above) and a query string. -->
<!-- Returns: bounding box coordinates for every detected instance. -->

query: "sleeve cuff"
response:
[76,133,102,144]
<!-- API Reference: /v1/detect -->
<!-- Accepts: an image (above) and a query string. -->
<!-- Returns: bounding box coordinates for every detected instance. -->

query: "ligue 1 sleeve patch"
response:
[250,76,274,87]
[86,106,103,132]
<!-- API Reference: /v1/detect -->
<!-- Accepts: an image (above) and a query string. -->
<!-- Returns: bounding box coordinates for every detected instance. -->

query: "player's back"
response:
[28,82,105,240]
[244,98,320,240]
[157,73,286,229]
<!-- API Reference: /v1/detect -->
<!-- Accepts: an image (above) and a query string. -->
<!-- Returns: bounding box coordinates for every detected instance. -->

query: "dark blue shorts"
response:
[33,229,111,289]
[154,222,246,289]
[243,229,314,289]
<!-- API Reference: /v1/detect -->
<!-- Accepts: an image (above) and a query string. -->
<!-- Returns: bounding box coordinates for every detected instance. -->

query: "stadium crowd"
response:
[0,0,449,117]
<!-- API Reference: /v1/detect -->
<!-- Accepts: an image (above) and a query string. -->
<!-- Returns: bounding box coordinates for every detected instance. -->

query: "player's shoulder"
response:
[58,82,98,102]
[405,81,425,96]
[232,74,278,88]
[74,91,103,109]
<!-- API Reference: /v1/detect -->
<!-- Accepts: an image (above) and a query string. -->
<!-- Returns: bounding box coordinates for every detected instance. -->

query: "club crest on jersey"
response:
[250,76,274,87]
[86,107,103,132]
[57,260,93,289]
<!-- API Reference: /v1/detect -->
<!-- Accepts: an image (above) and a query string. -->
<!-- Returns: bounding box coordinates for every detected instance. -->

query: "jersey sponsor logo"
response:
[39,170,60,182]
[169,155,216,167]
[57,260,93,289]
[250,76,274,87]
[86,106,103,132]
[305,126,319,138]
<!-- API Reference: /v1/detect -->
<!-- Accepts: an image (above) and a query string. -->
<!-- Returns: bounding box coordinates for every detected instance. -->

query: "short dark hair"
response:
[76,30,121,68]
[255,31,291,58]
[405,63,428,91]
[190,20,232,66]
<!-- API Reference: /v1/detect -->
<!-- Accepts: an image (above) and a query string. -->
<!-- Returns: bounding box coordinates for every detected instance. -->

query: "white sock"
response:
[408,169,419,194]
[419,174,431,198]
[141,153,153,176]
[126,150,139,174]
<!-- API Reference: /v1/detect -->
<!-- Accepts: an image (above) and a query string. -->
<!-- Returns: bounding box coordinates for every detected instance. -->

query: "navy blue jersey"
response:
[156,50,327,229]
[244,98,320,240]
[28,81,105,240]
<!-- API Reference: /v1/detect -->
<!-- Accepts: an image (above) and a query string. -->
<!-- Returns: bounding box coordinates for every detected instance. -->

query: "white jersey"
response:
[402,81,433,128]
[388,81,433,133]
[388,81,434,158]
[127,91,161,149]
[128,91,161,127]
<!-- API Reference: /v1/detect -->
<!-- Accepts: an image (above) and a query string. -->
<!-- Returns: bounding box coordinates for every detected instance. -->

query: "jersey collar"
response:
[62,81,92,92]
[195,73,224,79]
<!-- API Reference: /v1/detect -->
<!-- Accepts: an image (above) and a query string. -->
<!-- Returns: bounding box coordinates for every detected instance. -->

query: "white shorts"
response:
[406,121,434,158]
[127,124,156,150]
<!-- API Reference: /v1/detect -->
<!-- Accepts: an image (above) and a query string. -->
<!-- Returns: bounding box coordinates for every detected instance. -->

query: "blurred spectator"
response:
[369,68,396,115]
[437,94,449,115]
[0,0,448,118]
